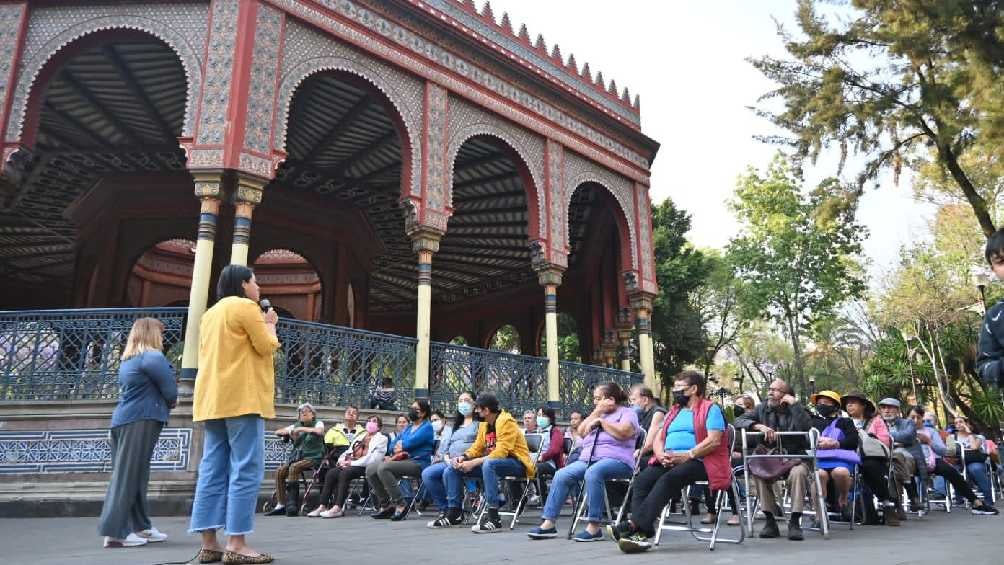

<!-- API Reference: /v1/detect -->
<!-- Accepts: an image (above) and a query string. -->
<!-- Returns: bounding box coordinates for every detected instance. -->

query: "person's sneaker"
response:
[306,507,324,518]
[527,525,558,539]
[264,506,285,516]
[573,529,603,542]
[607,521,633,542]
[617,532,652,554]
[758,516,780,538]
[528,494,541,506]
[885,503,901,526]
[972,502,999,515]
[135,527,168,543]
[428,513,461,529]
[787,517,803,541]
[103,533,148,548]
[371,507,395,519]
[472,509,503,533]
[319,507,344,519]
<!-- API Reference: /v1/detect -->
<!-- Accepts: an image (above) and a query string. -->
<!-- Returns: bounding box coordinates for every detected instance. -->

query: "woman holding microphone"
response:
[189,265,280,565]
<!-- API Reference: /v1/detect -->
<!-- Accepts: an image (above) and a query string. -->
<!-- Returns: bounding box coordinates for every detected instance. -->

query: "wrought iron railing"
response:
[559,360,643,417]
[0,308,643,414]
[274,318,416,408]
[0,308,186,401]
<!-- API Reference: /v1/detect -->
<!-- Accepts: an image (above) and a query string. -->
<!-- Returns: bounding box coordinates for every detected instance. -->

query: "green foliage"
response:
[488,324,520,354]
[541,313,582,362]
[649,198,713,381]
[726,155,867,395]
[750,0,1004,236]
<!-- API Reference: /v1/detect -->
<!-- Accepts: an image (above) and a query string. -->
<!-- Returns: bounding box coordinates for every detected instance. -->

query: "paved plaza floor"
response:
[2,507,1000,565]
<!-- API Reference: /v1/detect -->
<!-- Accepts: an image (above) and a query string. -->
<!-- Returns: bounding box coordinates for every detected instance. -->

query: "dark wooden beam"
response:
[102,45,177,143]
[452,190,526,205]
[42,102,112,148]
[453,151,511,173]
[453,171,522,191]
[59,69,144,145]
[300,93,376,164]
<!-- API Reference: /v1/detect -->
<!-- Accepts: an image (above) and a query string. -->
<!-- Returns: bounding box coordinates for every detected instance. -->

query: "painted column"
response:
[617,307,633,373]
[230,175,264,265]
[538,268,563,408]
[179,172,223,393]
[412,231,441,399]
[632,295,657,392]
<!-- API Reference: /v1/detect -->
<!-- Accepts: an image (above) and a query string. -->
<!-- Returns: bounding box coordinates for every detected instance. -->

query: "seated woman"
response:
[366,399,435,521]
[611,371,731,553]
[527,382,640,542]
[953,416,995,504]
[424,392,480,528]
[533,406,565,502]
[841,391,898,526]
[810,391,860,524]
[307,415,387,518]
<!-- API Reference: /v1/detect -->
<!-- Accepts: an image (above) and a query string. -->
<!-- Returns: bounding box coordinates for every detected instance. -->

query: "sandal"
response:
[222,551,273,564]
[198,549,223,563]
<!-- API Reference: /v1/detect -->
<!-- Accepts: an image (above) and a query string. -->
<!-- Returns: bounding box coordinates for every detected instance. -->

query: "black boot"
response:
[285,482,300,516]
[787,512,803,541]
[759,512,780,538]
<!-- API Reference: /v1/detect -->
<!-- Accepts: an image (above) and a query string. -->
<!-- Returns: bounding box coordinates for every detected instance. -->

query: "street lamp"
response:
[970,265,993,314]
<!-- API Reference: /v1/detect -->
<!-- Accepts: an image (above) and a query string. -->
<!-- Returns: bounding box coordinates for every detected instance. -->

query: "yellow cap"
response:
[810,390,841,405]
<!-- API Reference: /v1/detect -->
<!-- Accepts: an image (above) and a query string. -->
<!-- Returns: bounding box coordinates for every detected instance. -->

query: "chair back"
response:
[562,436,572,455]
[525,432,544,454]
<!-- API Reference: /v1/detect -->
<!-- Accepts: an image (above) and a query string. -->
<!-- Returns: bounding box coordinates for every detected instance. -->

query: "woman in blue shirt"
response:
[424,392,480,528]
[366,398,435,521]
[98,318,177,549]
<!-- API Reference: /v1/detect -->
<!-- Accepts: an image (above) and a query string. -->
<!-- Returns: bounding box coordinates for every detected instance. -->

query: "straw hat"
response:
[809,390,841,405]
[840,391,876,416]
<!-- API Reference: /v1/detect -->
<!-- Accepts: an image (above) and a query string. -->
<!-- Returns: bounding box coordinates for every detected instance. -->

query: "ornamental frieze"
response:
[5,2,208,143]
[196,0,239,146]
[275,20,424,199]
[243,4,284,156]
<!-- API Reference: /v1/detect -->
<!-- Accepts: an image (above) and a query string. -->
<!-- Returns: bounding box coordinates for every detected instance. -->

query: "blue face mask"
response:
[536,416,550,429]
[632,403,645,415]
[457,401,473,417]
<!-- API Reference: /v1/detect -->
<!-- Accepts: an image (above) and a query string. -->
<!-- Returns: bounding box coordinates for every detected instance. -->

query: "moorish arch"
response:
[127,239,195,308]
[274,21,424,200]
[4,3,208,146]
[564,151,639,274]
[250,248,323,322]
[445,98,545,242]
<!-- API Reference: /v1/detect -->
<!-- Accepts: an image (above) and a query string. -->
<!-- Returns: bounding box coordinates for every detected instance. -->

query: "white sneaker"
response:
[307,507,325,517]
[135,528,168,543]
[104,533,148,548]
[320,507,344,518]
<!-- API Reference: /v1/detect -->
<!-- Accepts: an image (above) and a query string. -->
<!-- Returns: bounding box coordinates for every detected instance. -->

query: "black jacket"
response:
[977,300,1004,386]
[734,401,812,452]
[811,416,859,451]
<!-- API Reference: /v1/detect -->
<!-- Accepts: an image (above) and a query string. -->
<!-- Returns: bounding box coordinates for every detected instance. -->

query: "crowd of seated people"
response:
[265,374,999,555]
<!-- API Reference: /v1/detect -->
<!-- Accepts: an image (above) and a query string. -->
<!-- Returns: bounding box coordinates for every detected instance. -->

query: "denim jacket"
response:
[110,351,177,428]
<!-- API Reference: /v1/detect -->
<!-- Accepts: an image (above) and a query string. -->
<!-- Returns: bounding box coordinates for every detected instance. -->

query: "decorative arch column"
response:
[628,277,657,393]
[409,224,442,399]
[230,175,265,266]
[533,242,564,408]
[617,307,634,373]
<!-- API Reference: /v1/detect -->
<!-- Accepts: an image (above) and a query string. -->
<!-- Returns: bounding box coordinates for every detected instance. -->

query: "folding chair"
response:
[472,433,545,529]
[567,429,646,539]
[741,428,830,539]
[402,438,441,516]
[652,425,745,551]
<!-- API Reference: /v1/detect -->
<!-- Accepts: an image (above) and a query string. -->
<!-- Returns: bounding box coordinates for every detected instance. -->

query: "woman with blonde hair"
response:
[189,265,280,564]
[98,317,177,548]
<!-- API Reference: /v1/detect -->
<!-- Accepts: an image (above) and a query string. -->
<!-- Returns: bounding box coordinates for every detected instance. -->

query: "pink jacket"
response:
[865,416,892,448]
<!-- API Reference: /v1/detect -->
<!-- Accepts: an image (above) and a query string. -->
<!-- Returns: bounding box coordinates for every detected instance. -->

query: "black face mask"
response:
[815,404,837,417]
[733,406,745,419]
[673,391,691,407]
[408,409,420,422]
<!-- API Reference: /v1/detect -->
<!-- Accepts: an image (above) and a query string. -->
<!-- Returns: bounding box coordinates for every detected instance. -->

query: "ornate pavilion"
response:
[0,0,660,509]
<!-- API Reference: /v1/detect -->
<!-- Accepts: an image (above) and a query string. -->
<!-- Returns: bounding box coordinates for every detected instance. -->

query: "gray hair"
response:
[297,403,316,415]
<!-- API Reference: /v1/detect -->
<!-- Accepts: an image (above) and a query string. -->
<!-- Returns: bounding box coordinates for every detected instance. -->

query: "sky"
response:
[489,0,935,284]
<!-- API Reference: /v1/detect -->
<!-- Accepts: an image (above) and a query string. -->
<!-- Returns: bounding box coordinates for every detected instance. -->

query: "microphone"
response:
[259,298,272,313]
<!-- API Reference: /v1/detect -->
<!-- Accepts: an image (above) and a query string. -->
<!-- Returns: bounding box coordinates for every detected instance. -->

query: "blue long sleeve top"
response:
[110,351,177,428]
[395,420,435,467]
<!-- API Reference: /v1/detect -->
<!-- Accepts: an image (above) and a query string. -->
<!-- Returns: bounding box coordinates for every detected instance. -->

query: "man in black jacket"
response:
[977,229,1004,386]
[734,379,812,541]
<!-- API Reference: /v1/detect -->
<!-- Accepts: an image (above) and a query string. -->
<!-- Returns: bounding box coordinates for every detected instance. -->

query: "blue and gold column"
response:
[180,172,223,393]
[411,231,441,399]
[538,268,564,408]
[631,295,657,392]
[230,176,264,266]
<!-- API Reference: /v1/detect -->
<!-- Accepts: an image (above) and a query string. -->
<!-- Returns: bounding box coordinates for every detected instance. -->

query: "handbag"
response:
[858,430,891,459]
[390,451,410,461]
[746,444,800,482]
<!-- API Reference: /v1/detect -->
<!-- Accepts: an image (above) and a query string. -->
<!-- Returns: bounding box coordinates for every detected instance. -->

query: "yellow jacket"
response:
[464,410,536,479]
[194,296,281,421]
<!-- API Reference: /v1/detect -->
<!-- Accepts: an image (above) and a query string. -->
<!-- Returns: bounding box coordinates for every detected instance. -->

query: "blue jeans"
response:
[422,462,452,511]
[189,415,265,536]
[542,459,633,523]
[966,461,993,502]
[445,457,525,508]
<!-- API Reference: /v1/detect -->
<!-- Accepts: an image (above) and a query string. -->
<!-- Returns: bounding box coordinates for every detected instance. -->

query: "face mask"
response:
[536,416,550,429]
[366,421,379,434]
[673,391,690,407]
[632,402,645,414]
[432,420,444,433]
[815,404,837,417]
[733,406,745,418]
[408,409,420,422]
[458,401,473,416]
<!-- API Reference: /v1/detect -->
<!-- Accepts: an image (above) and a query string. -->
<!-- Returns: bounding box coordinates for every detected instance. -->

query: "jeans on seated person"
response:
[965,461,994,502]
[422,462,453,512]
[444,457,525,508]
[541,459,633,523]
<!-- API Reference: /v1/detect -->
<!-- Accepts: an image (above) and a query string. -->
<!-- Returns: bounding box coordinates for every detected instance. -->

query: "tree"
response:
[650,198,713,383]
[727,155,867,396]
[751,0,1004,236]
[690,250,745,376]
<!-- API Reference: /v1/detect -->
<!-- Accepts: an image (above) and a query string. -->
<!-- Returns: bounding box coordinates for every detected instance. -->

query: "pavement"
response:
[2,506,1001,565]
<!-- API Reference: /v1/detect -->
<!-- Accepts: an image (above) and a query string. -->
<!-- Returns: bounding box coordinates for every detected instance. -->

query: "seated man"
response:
[610,371,731,553]
[446,393,535,533]
[266,403,325,516]
[879,398,920,514]
[733,378,812,541]
[369,377,397,411]
[908,406,997,515]
[324,405,364,461]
